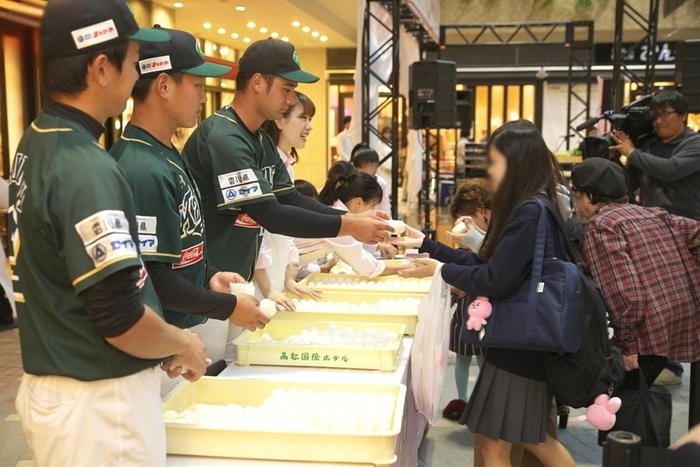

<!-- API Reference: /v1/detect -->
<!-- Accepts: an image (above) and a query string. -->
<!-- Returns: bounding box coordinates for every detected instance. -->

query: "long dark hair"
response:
[261,91,316,163]
[318,172,383,207]
[480,120,559,258]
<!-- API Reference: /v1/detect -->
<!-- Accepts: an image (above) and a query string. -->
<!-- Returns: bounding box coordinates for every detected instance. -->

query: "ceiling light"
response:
[291,21,300,27]
[173,2,183,7]
[212,44,217,50]
[203,22,212,29]
[270,32,279,38]
[231,33,239,39]
[281,36,289,42]
[259,27,268,33]
[301,26,310,33]
[320,35,328,42]
[235,5,245,11]
[243,37,251,43]
[246,21,256,28]
[217,28,226,34]
[220,46,230,55]
[311,31,319,37]
[221,82,227,87]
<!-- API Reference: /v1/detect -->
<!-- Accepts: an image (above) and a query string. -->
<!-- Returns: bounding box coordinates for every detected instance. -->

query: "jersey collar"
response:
[43,99,106,140]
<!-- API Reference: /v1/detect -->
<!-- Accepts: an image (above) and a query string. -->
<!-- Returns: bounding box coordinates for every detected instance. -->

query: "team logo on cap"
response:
[139,55,173,74]
[293,51,301,66]
[71,19,119,50]
[195,41,204,57]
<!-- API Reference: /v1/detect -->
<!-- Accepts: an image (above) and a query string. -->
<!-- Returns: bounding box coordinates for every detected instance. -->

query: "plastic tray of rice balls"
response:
[233,320,406,372]
[275,291,422,335]
[300,273,432,294]
[163,377,407,466]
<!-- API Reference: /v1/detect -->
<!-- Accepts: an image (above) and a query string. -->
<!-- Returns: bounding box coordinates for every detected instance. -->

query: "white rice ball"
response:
[230,282,255,296]
[259,299,277,317]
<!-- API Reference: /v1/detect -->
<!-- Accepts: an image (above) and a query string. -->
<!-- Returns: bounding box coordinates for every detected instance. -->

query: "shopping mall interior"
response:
[2,0,700,466]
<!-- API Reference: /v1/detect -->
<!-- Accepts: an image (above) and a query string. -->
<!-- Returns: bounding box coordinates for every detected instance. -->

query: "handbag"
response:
[598,368,672,447]
[461,198,582,353]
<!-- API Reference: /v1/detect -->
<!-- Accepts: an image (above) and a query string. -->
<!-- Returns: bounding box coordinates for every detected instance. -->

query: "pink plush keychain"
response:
[585,394,622,431]
[466,296,492,331]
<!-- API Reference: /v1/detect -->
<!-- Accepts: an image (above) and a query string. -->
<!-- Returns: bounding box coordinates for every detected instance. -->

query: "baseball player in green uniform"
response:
[110,26,269,333]
[9,1,208,465]
[183,39,392,281]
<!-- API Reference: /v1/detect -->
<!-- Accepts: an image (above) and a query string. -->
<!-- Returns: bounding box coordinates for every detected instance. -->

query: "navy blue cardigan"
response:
[420,198,567,382]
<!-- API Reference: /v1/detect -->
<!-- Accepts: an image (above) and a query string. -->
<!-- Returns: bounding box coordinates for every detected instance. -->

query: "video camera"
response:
[576,93,656,160]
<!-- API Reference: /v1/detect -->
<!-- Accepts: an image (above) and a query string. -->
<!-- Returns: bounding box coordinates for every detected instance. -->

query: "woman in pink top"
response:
[293,172,408,278]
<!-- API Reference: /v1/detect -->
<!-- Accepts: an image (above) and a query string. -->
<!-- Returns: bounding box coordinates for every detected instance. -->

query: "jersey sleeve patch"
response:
[218,169,258,190]
[75,210,130,246]
[138,234,159,252]
[221,182,263,203]
[87,233,138,268]
[136,215,158,235]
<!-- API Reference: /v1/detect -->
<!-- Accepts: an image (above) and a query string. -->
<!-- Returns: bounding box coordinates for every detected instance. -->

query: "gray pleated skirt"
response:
[460,361,552,445]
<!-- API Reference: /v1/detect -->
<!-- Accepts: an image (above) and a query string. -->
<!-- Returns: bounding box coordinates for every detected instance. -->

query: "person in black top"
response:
[394,121,576,467]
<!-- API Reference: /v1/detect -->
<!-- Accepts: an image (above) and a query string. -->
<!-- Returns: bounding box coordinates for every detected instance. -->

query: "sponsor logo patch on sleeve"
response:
[71,19,119,50]
[139,55,173,74]
[136,216,157,235]
[221,182,263,204]
[173,242,204,269]
[218,169,258,189]
[88,233,138,268]
[75,210,130,246]
[138,234,159,253]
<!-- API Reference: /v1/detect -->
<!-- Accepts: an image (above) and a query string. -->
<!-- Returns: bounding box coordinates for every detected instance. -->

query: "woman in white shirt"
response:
[294,172,407,278]
[255,93,321,311]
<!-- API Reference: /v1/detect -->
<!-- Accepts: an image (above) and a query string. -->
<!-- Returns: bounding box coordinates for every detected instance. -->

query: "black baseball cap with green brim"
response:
[137,26,231,79]
[41,0,170,60]
[238,39,319,84]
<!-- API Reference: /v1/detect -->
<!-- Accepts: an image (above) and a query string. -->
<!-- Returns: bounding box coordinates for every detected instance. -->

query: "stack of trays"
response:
[233,320,407,372]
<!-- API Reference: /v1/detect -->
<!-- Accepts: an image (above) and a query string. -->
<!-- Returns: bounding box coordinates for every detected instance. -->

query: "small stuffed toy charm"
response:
[585,394,622,431]
[466,296,492,331]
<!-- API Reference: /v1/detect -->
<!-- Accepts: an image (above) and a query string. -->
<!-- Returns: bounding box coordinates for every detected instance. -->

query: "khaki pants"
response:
[16,367,164,467]
[473,400,558,467]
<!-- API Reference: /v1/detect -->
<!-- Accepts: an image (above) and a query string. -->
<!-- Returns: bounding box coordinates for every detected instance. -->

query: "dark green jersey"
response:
[182,105,295,280]
[110,124,206,329]
[8,111,164,381]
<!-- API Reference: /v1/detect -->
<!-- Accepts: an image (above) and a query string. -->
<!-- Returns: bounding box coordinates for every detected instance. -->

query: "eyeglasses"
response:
[654,111,677,120]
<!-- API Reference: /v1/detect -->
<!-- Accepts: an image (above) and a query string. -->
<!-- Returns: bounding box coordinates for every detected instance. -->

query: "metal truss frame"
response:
[361,0,436,218]
[440,21,594,150]
[611,0,660,110]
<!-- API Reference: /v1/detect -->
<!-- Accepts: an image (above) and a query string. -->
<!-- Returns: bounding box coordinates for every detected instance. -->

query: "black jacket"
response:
[627,127,700,220]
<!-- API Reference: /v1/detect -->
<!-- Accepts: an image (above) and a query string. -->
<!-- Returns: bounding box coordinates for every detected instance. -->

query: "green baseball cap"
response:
[137,26,231,79]
[41,0,170,60]
[238,38,319,84]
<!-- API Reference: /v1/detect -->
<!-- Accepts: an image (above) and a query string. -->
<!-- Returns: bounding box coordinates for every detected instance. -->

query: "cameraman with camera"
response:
[610,90,700,386]
[611,90,700,221]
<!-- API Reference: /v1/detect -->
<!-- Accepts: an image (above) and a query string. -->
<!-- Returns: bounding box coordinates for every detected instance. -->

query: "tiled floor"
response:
[0,326,693,467]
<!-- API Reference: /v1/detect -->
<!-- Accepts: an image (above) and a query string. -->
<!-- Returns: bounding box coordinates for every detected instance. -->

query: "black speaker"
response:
[676,40,700,113]
[455,89,473,131]
[409,60,457,129]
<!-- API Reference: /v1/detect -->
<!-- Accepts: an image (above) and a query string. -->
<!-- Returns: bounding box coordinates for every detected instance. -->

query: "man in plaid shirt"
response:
[572,158,700,388]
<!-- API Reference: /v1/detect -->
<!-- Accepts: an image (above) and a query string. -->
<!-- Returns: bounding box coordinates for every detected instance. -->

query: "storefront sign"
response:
[595,42,677,65]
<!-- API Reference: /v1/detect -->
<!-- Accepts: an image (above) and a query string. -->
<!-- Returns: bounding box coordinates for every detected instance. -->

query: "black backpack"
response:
[541,200,626,409]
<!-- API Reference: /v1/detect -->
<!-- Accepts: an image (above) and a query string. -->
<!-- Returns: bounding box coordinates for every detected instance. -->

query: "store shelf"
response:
[163,378,406,467]
[233,321,406,372]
